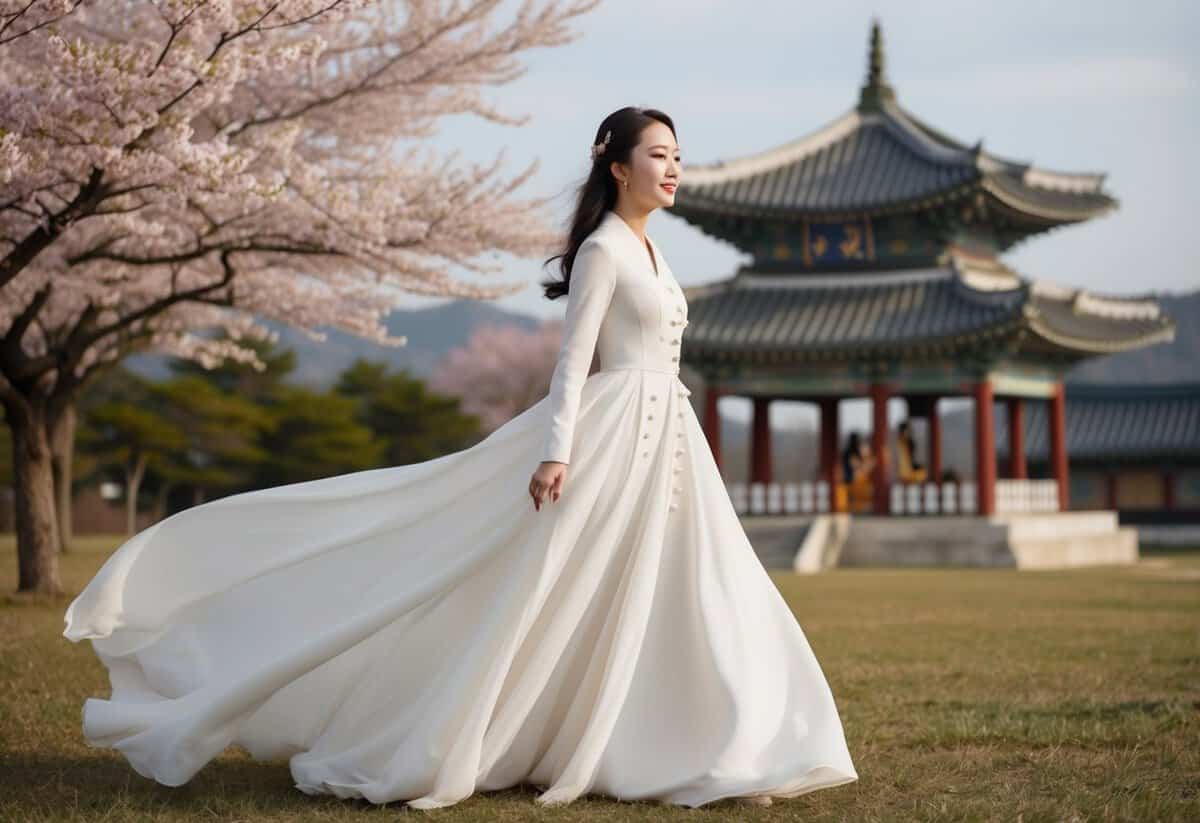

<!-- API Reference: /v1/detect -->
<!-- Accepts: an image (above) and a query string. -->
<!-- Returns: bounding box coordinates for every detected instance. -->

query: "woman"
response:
[842,432,861,485]
[896,420,927,483]
[841,431,876,511]
[63,107,858,810]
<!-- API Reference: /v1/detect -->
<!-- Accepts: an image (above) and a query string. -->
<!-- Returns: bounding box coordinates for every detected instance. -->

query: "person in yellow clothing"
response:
[895,419,927,484]
[839,431,876,512]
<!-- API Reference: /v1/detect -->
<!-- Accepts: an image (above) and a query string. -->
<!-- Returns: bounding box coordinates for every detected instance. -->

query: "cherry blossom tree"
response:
[0,0,598,594]
[428,319,563,432]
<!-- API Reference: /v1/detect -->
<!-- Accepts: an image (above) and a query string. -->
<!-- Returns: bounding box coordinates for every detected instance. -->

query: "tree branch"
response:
[1,281,52,377]
[0,0,85,45]
[0,167,106,290]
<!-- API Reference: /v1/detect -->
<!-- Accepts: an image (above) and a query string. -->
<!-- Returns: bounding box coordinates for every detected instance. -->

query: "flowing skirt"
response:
[63,367,858,808]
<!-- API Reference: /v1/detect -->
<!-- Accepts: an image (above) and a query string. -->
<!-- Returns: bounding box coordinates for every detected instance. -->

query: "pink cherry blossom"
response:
[429,320,563,432]
[0,0,602,594]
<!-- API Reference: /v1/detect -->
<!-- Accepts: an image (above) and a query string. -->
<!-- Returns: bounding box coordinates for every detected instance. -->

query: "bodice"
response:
[541,210,690,464]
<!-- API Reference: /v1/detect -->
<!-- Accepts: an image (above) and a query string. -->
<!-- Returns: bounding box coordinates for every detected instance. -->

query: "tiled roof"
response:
[996,384,1200,461]
[680,263,1175,362]
[681,268,1025,358]
[670,101,1115,223]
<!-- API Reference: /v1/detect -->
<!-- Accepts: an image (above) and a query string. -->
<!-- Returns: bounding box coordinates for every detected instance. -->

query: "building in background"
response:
[673,20,1175,525]
[996,382,1200,523]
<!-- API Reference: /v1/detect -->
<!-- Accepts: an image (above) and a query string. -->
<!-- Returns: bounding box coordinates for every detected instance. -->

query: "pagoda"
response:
[671,21,1175,540]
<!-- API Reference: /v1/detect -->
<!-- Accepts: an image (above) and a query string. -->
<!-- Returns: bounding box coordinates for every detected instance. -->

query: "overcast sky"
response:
[407,0,1196,321]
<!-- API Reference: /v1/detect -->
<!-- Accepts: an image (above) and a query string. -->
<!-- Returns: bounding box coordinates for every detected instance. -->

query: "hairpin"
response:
[590,129,612,160]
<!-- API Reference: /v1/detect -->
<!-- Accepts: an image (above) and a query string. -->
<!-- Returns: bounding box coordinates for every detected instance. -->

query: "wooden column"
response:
[928,398,942,483]
[870,383,890,515]
[704,385,722,474]
[974,380,997,515]
[751,396,772,484]
[1164,471,1176,511]
[1049,380,1069,511]
[1105,471,1118,511]
[818,398,839,487]
[1006,397,1027,479]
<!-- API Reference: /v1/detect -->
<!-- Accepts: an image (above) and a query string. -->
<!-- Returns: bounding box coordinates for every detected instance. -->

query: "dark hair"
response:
[842,431,861,462]
[541,106,677,300]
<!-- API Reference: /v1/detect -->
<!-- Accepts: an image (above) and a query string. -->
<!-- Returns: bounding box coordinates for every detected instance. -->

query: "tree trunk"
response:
[50,402,77,553]
[153,481,171,522]
[5,395,63,595]
[125,453,147,536]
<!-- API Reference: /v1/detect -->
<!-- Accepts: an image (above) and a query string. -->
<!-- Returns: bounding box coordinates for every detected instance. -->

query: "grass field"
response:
[1,534,1197,822]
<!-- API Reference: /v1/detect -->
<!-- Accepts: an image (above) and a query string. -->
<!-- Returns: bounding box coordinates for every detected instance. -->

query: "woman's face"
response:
[611,120,681,213]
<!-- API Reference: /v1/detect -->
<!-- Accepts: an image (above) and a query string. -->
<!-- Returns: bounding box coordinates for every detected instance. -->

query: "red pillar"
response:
[1164,471,1176,511]
[1049,380,1069,511]
[1105,472,1118,510]
[928,398,942,483]
[818,398,839,486]
[974,380,996,515]
[870,383,890,515]
[751,397,772,484]
[704,385,722,474]
[1007,397,1027,480]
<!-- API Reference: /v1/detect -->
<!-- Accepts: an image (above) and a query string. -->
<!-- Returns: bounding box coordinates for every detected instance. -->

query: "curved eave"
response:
[981,174,1118,225]
[1020,302,1177,356]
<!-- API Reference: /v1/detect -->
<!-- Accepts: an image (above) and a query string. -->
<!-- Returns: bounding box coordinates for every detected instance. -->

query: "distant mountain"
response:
[127,299,545,387]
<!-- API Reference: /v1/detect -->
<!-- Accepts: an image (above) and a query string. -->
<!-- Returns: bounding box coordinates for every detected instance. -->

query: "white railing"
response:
[889,482,976,515]
[728,482,831,515]
[995,479,1060,513]
[726,481,996,515]
[728,479,1059,515]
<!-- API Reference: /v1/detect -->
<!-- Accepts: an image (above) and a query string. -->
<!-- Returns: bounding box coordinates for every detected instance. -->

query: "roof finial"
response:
[858,18,896,112]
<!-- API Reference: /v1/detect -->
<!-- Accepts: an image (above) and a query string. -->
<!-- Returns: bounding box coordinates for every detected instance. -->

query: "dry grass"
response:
[1,535,1197,822]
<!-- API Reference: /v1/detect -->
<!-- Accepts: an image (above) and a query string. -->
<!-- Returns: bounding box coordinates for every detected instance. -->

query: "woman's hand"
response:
[530,461,567,511]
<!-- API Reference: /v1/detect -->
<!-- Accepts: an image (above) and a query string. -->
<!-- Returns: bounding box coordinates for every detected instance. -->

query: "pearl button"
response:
[670,321,677,326]
[650,395,656,401]
[670,356,678,362]
[669,503,678,511]
[647,415,654,420]
[643,451,649,458]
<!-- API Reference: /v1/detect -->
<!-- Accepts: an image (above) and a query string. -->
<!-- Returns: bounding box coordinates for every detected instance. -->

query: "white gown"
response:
[62,209,858,809]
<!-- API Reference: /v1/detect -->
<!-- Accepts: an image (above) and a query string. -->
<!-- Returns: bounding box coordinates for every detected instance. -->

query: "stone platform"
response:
[742,511,1139,572]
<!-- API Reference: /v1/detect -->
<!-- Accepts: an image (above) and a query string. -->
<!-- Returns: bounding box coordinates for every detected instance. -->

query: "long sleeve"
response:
[541,240,617,464]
